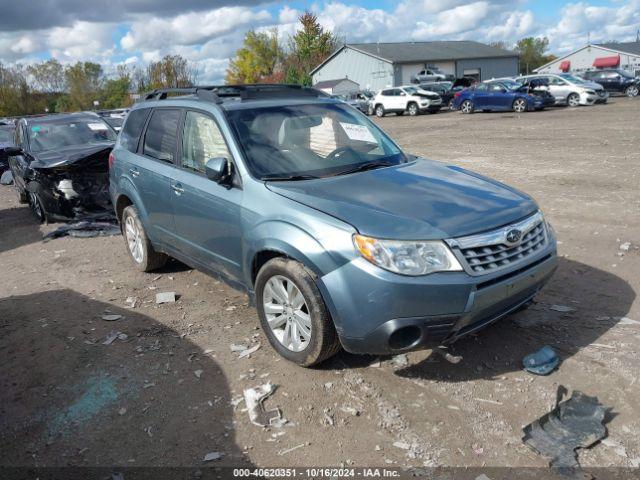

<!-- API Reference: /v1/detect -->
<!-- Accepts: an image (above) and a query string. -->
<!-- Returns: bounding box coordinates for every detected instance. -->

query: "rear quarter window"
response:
[120,108,150,152]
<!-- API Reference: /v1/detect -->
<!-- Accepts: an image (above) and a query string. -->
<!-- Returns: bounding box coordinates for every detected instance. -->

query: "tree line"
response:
[0,55,198,117]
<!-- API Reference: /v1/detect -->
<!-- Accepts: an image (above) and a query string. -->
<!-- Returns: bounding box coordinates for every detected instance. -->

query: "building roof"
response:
[349,41,518,63]
[313,78,358,89]
[596,41,640,56]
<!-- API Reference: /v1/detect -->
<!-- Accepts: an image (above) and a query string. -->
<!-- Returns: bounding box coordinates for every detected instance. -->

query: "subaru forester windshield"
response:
[227,103,406,180]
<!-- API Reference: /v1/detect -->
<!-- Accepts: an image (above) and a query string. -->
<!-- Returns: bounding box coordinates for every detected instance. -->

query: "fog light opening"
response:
[388,325,422,350]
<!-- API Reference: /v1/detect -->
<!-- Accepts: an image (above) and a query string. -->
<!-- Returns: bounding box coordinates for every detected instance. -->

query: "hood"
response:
[413,91,440,99]
[266,159,538,240]
[581,81,604,90]
[30,143,114,169]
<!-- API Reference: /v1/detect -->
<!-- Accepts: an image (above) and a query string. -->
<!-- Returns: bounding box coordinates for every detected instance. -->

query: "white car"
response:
[516,74,605,107]
[372,85,442,117]
[412,68,448,83]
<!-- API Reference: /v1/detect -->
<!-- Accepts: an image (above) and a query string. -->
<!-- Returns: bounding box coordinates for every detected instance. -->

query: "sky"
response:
[0,0,639,83]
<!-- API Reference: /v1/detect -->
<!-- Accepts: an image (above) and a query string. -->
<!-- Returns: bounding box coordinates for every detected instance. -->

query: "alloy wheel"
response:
[263,275,311,352]
[513,98,527,113]
[408,104,418,116]
[568,93,580,107]
[626,85,639,97]
[375,106,384,117]
[125,215,144,264]
[461,100,473,114]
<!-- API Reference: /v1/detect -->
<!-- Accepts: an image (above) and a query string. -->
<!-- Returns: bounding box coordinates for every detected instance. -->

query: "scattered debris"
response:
[369,360,381,368]
[549,304,575,313]
[522,345,559,375]
[340,406,360,416]
[601,438,627,458]
[474,398,503,406]
[0,170,13,185]
[522,386,608,467]
[155,292,176,304]
[43,220,121,241]
[243,383,281,427]
[103,331,126,345]
[433,346,462,364]
[393,441,410,450]
[277,443,307,456]
[118,407,127,416]
[194,369,203,379]
[391,354,409,367]
[619,242,631,252]
[125,297,138,308]
[225,305,237,311]
[101,314,123,322]
[238,344,261,359]
[618,317,640,326]
[230,344,248,352]
[203,452,223,462]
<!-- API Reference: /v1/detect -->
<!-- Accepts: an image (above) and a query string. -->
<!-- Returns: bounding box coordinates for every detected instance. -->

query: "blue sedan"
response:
[452,80,544,113]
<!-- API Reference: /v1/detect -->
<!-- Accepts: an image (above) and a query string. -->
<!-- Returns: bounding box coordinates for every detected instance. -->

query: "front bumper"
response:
[419,102,442,113]
[319,228,557,355]
[579,92,597,105]
[595,91,609,103]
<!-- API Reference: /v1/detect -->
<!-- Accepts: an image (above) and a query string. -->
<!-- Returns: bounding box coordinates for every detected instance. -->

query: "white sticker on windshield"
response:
[339,122,376,143]
[87,123,108,131]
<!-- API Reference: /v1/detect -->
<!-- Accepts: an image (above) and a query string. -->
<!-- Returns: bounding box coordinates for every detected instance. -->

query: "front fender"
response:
[244,220,344,288]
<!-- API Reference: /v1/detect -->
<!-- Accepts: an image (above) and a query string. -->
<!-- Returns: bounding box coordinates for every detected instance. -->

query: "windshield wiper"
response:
[262,174,318,181]
[332,161,394,177]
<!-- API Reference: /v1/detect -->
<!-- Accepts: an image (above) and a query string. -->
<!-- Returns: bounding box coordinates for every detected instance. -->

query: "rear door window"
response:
[143,109,181,162]
[181,111,231,173]
[120,108,150,152]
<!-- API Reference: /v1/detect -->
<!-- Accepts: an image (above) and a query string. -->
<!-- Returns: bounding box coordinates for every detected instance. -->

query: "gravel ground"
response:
[0,97,638,470]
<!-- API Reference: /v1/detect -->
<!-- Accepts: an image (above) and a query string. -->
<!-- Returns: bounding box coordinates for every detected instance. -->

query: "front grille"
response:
[597,91,606,97]
[450,212,547,275]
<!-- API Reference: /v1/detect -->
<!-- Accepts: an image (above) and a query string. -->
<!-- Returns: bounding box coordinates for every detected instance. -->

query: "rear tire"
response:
[375,105,385,117]
[460,100,474,114]
[625,85,639,97]
[121,205,167,272]
[255,257,341,367]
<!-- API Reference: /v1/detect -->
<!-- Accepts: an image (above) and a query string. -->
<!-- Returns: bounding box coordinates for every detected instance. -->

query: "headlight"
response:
[585,90,595,95]
[420,101,430,106]
[353,234,463,276]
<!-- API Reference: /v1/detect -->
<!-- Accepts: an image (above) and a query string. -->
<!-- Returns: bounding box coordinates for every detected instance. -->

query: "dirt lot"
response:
[1,98,639,471]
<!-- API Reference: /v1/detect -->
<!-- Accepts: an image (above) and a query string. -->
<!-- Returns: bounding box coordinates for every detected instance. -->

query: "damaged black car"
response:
[0,121,15,175]
[3,113,116,222]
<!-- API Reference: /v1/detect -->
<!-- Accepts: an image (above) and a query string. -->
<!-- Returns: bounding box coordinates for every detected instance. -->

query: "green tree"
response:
[100,65,133,108]
[142,55,198,91]
[515,37,550,74]
[27,59,66,94]
[285,12,339,86]
[226,28,284,84]
[64,61,104,110]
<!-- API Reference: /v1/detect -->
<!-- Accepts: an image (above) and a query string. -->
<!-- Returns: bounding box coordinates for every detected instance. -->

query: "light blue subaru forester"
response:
[109,85,557,366]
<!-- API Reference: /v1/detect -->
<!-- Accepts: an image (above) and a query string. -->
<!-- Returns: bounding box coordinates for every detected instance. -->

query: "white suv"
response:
[372,86,442,117]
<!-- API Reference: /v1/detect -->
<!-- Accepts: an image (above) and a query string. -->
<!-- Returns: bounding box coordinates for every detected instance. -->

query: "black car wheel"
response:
[255,257,341,367]
[625,85,639,97]
[28,191,47,223]
[512,98,528,113]
[460,100,474,114]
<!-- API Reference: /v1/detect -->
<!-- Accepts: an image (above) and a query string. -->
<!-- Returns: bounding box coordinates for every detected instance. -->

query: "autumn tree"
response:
[27,59,66,94]
[226,28,284,84]
[140,55,198,91]
[63,61,104,110]
[515,37,552,74]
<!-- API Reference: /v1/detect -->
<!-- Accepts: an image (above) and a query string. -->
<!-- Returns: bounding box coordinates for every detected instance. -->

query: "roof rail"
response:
[142,84,329,104]
[143,87,223,104]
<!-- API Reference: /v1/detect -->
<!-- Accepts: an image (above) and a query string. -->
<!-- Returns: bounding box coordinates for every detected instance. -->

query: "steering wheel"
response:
[325,146,356,160]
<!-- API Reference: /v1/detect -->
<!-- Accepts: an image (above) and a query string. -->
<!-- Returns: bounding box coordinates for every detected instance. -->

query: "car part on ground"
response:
[0,170,12,185]
[522,386,608,467]
[43,218,121,241]
[522,345,559,375]
[110,84,557,366]
[4,113,116,223]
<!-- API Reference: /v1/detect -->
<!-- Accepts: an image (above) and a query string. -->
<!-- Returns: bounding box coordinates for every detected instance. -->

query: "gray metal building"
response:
[311,41,519,92]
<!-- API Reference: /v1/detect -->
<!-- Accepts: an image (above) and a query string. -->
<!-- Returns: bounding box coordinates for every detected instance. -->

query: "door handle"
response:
[171,184,184,195]
[129,168,140,178]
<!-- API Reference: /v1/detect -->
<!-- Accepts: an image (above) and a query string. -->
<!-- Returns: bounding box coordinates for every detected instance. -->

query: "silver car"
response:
[516,74,606,107]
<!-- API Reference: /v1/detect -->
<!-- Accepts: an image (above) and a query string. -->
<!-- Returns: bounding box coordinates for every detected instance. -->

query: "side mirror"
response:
[400,92,406,96]
[205,157,229,183]
[1,146,22,156]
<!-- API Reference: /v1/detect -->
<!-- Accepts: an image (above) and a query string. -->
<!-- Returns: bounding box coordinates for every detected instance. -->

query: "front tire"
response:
[513,97,527,113]
[255,258,341,367]
[121,205,167,272]
[407,102,419,116]
[375,105,385,117]
[567,93,580,107]
[460,100,474,114]
[625,85,639,97]
[28,191,47,223]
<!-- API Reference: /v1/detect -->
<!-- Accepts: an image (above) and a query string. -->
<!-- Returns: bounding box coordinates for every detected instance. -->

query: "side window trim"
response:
[126,108,151,154]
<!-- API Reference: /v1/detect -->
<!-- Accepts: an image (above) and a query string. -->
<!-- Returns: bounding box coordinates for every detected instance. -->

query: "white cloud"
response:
[485,10,536,40]
[47,21,115,61]
[120,7,271,51]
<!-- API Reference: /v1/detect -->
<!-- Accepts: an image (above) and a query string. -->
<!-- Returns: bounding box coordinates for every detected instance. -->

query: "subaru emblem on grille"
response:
[505,229,522,244]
